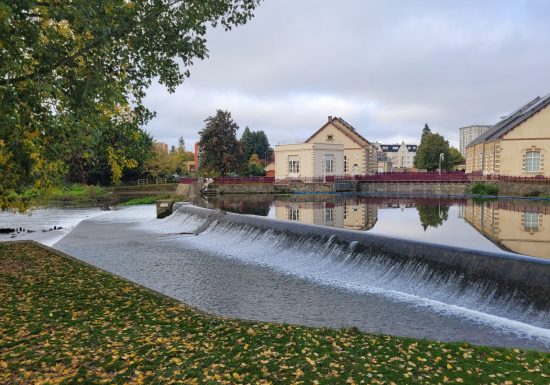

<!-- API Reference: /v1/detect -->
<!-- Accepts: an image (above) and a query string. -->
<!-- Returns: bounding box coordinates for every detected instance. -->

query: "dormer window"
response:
[327,134,334,142]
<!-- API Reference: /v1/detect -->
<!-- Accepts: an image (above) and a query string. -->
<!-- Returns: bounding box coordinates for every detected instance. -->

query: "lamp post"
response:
[439,153,445,175]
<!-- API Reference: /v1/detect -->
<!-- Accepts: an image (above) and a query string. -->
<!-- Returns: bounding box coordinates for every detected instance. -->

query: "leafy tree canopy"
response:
[448,146,465,168]
[241,127,272,161]
[417,205,449,231]
[0,0,260,210]
[414,131,451,171]
[246,153,265,176]
[421,123,432,139]
[198,110,245,175]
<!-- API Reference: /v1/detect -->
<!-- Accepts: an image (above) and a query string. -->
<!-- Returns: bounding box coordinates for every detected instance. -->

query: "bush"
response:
[470,182,499,196]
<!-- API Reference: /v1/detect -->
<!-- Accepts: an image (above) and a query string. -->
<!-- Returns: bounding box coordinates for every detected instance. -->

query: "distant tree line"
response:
[198,110,273,176]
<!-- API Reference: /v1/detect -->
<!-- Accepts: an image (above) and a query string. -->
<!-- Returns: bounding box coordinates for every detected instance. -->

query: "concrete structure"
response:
[274,142,344,180]
[459,125,491,156]
[274,117,377,180]
[466,94,550,176]
[376,142,418,170]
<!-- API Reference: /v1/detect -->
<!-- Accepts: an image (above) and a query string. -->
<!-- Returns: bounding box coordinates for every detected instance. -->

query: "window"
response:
[324,154,334,173]
[327,134,334,142]
[525,151,541,173]
[288,208,300,221]
[344,156,348,173]
[324,208,333,224]
[524,212,539,232]
[288,156,300,174]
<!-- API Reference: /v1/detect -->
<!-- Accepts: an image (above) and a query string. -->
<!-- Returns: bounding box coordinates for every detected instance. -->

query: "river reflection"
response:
[198,195,550,259]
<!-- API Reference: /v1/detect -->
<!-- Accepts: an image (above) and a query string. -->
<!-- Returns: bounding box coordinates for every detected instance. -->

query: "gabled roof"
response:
[305,117,371,147]
[467,94,550,147]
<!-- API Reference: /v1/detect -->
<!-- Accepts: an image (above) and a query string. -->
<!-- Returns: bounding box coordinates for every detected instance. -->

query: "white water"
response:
[0,207,108,246]
[144,207,550,348]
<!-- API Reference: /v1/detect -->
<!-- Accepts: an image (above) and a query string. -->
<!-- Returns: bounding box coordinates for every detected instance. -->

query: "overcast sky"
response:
[143,0,550,150]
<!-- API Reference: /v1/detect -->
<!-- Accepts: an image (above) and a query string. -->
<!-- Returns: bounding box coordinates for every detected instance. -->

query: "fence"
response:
[470,174,550,184]
[179,176,275,185]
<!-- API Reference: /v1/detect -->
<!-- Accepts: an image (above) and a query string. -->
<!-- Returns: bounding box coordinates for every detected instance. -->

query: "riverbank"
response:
[1,242,548,384]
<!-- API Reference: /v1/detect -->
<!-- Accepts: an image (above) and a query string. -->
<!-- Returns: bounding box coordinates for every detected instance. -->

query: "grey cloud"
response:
[144,0,550,149]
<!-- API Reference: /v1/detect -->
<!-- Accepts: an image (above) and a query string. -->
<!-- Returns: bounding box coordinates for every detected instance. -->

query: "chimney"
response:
[328,115,332,122]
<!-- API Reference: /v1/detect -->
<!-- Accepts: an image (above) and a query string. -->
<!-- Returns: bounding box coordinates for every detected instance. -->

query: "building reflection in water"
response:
[461,200,550,259]
[275,199,378,231]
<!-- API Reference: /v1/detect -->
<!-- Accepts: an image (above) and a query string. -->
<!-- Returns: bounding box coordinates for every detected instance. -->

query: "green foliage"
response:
[2,242,549,385]
[144,141,193,178]
[448,147,465,167]
[421,123,432,139]
[416,205,449,231]
[27,183,113,206]
[198,110,245,175]
[471,182,499,196]
[241,127,272,161]
[414,132,451,171]
[0,0,260,210]
[247,154,265,176]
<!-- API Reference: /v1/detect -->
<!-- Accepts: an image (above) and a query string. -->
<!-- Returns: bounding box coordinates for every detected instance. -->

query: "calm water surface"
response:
[197,195,550,259]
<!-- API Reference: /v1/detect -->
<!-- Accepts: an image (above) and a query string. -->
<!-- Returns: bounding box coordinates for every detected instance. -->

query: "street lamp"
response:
[439,153,445,175]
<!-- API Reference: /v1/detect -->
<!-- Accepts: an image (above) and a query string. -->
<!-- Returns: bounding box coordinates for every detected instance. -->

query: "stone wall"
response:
[359,182,469,195]
[496,181,550,197]
[213,183,277,194]
[208,182,336,194]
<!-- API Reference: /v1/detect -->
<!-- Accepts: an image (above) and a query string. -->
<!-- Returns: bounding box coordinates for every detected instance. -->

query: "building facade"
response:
[274,117,377,180]
[376,142,418,171]
[465,94,550,176]
[274,143,344,180]
[459,125,491,156]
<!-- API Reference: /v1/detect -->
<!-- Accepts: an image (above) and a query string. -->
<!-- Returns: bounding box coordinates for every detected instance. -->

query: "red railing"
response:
[339,171,469,183]
[469,174,550,184]
[214,176,275,185]
[179,176,275,185]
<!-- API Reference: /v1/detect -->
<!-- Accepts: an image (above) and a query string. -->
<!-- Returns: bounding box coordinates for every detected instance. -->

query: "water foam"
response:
[144,207,550,347]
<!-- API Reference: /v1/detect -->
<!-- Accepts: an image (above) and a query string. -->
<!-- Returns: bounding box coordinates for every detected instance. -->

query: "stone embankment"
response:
[496,181,550,197]
[359,182,469,195]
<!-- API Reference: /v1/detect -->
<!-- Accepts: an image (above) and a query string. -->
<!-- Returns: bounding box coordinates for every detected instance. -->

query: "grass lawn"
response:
[118,196,166,206]
[1,242,548,385]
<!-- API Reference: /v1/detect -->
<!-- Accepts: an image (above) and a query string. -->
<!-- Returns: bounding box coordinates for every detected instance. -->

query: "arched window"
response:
[525,151,541,173]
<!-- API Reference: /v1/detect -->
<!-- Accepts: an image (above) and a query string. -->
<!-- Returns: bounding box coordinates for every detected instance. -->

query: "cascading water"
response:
[149,205,550,347]
[52,204,550,350]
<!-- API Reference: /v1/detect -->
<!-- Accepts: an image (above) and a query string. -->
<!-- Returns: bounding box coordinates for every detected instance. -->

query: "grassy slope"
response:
[0,242,548,385]
[41,184,113,205]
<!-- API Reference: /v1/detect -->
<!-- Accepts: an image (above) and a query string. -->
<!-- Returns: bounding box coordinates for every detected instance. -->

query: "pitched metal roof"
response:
[467,94,550,147]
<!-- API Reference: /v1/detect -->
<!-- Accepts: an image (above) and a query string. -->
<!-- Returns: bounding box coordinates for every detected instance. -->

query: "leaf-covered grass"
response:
[118,196,163,206]
[1,242,548,385]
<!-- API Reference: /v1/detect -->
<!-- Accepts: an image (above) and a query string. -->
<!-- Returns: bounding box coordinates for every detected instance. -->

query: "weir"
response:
[168,203,550,315]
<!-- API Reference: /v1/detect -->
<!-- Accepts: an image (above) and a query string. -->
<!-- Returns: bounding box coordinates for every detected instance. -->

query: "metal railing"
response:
[470,174,550,184]
[179,176,275,185]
